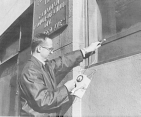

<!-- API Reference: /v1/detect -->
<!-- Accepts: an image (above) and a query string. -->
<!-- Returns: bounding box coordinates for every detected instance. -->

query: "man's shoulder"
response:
[22,60,34,72]
[25,60,34,68]
[24,56,41,68]
[23,57,42,73]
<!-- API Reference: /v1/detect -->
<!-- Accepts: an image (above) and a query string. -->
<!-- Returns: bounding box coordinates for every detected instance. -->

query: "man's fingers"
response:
[97,44,101,48]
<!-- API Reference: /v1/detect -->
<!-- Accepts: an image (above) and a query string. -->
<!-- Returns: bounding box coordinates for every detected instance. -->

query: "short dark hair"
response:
[31,33,49,52]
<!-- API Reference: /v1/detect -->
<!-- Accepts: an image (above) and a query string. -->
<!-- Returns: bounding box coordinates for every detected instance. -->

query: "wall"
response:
[82,53,141,116]
[0,55,18,116]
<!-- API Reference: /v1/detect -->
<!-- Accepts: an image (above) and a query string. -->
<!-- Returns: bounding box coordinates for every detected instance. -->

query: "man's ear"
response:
[37,46,42,53]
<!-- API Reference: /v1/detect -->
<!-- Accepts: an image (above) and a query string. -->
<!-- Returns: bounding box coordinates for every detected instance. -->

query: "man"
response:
[19,33,101,117]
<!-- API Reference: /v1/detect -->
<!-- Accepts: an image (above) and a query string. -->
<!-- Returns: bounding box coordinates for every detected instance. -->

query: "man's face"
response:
[39,38,54,60]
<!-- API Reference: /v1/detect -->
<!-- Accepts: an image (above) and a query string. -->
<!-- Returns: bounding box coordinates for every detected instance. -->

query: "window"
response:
[97,0,141,39]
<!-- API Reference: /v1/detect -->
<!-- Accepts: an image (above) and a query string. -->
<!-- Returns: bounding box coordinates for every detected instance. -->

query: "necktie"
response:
[42,63,56,88]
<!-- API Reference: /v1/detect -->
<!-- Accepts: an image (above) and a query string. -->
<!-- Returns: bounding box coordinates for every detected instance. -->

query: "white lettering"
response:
[44,27,53,34]
[45,0,60,14]
[37,0,43,6]
[36,1,66,29]
[44,9,47,15]
[54,0,59,6]
[45,0,51,4]
[54,20,63,30]
[44,19,52,28]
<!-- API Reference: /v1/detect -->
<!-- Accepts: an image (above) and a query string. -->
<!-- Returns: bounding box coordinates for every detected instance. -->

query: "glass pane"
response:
[97,0,141,39]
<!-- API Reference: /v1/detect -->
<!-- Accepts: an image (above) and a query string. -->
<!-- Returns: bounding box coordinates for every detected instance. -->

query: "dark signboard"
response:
[33,0,68,37]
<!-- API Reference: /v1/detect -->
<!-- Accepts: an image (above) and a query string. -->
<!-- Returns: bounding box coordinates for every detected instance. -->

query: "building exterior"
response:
[0,0,33,35]
[0,0,141,116]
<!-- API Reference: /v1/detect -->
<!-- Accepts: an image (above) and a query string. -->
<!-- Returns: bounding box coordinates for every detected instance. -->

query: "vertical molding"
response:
[88,0,102,65]
[72,0,86,117]
[15,55,20,116]
[18,26,22,52]
[72,0,85,49]
[85,0,89,66]
[72,0,102,117]
[15,26,22,116]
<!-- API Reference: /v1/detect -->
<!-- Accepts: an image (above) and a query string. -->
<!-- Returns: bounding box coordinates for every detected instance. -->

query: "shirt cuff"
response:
[80,49,86,58]
[81,48,95,59]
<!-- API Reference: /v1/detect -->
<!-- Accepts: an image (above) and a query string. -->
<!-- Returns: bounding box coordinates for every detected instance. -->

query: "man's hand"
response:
[85,42,101,53]
[81,41,101,57]
[71,75,91,98]
[75,80,86,90]
[64,79,76,92]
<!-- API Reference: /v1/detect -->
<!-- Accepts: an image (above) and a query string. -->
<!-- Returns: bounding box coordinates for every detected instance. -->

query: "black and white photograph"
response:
[0,0,141,116]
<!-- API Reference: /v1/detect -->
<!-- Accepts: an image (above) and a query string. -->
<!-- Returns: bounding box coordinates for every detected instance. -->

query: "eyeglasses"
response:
[41,46,54,53]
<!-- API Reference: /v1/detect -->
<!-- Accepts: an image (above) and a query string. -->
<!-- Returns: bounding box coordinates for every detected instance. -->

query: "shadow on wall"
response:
[60,95,75,116]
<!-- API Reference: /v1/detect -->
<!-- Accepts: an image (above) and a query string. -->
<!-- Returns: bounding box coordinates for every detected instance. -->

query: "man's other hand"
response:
[64,79,76,92]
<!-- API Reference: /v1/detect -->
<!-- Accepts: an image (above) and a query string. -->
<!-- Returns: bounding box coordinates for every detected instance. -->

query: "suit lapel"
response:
[31,56,56,90]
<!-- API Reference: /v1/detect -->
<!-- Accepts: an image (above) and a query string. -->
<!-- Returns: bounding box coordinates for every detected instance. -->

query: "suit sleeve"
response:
[50,50,84,80]
[20,67,69,113]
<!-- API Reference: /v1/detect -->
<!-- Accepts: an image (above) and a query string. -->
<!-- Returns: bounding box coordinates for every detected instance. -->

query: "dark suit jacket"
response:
[19,50,84,117]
